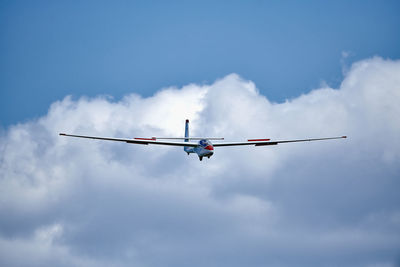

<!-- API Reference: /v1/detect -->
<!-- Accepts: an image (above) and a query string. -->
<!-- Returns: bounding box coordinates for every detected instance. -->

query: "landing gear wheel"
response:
[199,156,203,161]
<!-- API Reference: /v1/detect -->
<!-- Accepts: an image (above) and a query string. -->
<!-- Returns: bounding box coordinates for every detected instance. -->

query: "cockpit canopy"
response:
[199,139,213,147]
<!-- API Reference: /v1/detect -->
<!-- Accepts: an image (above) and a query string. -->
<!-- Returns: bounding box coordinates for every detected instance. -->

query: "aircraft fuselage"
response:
[185,139,214,161]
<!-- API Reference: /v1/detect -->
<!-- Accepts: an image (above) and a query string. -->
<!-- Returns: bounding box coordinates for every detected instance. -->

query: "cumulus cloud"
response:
[1,57,400,266]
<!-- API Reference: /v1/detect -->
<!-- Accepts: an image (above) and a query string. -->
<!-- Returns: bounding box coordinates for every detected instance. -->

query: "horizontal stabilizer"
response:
[135,137,224,140]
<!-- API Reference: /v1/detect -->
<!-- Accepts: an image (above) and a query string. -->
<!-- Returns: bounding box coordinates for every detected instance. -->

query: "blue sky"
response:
[1,0,399,126]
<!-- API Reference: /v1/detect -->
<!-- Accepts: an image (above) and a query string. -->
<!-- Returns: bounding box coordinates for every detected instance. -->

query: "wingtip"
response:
[342,136,347,138]
[59,133,66,136]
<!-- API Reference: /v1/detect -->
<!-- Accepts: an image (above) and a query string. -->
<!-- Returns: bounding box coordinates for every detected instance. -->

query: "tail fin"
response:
[184,119,193,153]
[184,119,189,142]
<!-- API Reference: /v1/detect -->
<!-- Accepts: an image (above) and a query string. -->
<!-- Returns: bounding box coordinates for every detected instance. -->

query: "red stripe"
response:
[247,139,270,142]
[134,137,156,141]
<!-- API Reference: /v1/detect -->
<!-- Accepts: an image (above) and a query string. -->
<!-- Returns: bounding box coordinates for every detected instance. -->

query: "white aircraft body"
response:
[60,119,347,161]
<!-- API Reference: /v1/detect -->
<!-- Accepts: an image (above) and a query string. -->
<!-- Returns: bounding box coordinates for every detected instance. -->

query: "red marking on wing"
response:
[134,137,156,141]
[247,139,270,142]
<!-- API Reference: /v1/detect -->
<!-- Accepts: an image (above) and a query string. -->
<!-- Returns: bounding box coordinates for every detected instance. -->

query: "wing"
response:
[59,133,199,147]
[213,136,347,147]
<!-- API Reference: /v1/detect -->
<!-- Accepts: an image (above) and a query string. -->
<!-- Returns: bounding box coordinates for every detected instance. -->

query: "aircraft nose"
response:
[205,145,214,151]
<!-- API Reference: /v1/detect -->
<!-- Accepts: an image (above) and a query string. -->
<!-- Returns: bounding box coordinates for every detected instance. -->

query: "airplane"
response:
[59,119,347,161]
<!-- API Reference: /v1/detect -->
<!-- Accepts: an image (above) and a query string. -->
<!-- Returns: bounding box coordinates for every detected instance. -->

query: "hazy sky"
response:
[1,0,400,126]
[1,1,400,267]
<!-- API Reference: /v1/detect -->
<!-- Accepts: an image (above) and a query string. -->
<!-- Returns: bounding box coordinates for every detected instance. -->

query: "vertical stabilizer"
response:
[184,119,189,142]
[184,119,194,154]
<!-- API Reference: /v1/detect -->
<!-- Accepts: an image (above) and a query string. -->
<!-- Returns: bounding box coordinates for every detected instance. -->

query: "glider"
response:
[59,119,347,161]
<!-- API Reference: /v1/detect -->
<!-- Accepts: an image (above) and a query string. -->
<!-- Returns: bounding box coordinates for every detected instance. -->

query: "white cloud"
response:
[1,57,400,266]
